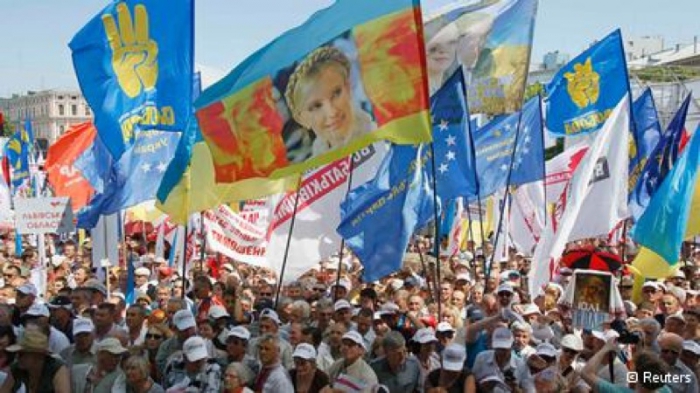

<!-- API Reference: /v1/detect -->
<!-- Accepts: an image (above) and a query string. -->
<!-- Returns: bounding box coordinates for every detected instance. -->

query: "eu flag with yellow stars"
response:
[70,0,193,159]
[473,96,544,199]
[545,29,628,136]
[431,68,479,201]
[77,130,180,228]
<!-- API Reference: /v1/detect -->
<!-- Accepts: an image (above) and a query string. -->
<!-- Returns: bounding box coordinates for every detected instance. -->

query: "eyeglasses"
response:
[661,348,680,355]
[145,333,163,340]
[2,274,15,280]
[642,289,656,294]
[437,332,455,339]
[259,292,273,297]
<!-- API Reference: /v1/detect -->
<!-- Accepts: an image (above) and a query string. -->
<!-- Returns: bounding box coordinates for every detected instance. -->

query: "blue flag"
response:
[431,69,479,201]
[629,94,691,220]
[545,30,628,136]
[473,97,544,198]
[337,144,436,282]
[77,130,181,228]
[5,120,33,190]
[629,88,662,194]
[69,0,193,159]
[74,133,113,195]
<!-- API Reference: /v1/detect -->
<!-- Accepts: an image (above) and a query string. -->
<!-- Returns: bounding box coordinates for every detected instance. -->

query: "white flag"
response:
[529,97,630,298]
[510,144,589,255]
[264,144,387,284]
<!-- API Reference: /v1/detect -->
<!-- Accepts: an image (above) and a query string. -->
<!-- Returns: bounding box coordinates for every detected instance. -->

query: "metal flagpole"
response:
[334,154,356,302]
[274,177,303,308]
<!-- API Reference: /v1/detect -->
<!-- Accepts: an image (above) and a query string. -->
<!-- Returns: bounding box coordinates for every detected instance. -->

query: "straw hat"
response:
[6,327,49,354]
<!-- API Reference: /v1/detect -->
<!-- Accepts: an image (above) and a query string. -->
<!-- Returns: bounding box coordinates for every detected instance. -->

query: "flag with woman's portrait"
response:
[193,0,432,200]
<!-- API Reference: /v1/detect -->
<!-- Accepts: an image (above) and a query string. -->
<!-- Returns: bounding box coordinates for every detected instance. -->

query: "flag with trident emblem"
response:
[70,0,193,159]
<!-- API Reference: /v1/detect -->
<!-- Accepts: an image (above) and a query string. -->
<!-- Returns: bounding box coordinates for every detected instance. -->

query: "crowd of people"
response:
[0,233,699,393]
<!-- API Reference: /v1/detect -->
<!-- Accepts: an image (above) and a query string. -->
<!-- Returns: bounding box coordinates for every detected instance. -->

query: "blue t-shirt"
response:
[465,331,487,369]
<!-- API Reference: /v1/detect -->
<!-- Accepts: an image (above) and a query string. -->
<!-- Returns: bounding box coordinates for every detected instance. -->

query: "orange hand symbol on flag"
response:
[102,2,159,98]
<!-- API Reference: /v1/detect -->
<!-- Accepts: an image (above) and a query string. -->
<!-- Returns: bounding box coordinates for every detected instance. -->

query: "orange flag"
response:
[45,122,97,212]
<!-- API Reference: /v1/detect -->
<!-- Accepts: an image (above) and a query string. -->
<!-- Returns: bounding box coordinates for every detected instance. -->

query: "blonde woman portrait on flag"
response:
[285,46,376,159]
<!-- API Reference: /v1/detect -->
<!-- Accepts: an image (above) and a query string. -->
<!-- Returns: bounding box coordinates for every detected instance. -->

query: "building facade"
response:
[0,90,92,151]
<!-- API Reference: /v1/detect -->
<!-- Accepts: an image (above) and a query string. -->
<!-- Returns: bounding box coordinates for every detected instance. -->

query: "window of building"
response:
[71,105,77,116]
[85,106,91,116]
[58,104,64,116]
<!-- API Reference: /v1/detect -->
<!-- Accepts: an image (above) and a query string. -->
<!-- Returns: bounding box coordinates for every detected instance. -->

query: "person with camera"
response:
[581,339,672,393]
[583,329,629,386]
[472,327,534,393]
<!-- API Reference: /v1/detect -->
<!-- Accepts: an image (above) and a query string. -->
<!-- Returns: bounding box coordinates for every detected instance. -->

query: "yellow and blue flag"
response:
[337,143,436,282]
[195,0,432,193]
[628,88,662,195]
[69,0,193,159]
[473,96,544,198]
[423,0,538,115]
[5,119,34,190]
[629,94,691,220]
[77,130,180,228]
[631,122,700,277]
[545,30,628,136]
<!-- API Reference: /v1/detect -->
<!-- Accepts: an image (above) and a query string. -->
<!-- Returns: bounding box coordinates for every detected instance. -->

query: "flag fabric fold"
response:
[529,97,630,298]
[631,125,700,278]
[69,0,194,159]
[545,30,628,136]
[45,122,98,212]
[629,88,662,196]
[337,143,436,282]
[473,96,545,198]
[629,94,691,220]
[194,0,432,195]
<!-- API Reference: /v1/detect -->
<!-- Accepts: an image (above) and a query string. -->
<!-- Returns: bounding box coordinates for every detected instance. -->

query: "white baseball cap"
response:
[442,343,466,371]
[134,267,151,277]
[73,318,94,335]
[456,273,472,283]
[560,334,583,352]
[682,340,700,356]
[172,310,196,331]
[260,309,281,325]
[292,343,317,360]
[97,338,128,355]
[591,329,619,343]
[208,305,230,319]
[496,283,513,294]
[436,322,455,333]
[520,303,541,316]
[17,283,37,297]
[536,342,558,358]
[25,302,50,318]
[227,326,251,341]
[491,327,514,349]
[412,328,438,344]
[334,299,352,312]
[183,336,208,362]
[342,331,366,350]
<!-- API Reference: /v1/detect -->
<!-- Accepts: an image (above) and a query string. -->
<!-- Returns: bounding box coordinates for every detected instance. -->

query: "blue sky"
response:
[0,0,698,96]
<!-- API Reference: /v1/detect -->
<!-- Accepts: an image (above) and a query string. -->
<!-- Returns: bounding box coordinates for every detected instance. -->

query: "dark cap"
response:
[467,307,484,322]
[254,298,274,313]
[360,288,377,300]
[48,296,73,310]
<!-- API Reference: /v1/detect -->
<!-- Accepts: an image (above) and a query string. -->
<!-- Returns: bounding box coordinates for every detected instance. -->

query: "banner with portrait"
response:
[423,0,538,115]
[195,0,432,188]
[559,269,624,330]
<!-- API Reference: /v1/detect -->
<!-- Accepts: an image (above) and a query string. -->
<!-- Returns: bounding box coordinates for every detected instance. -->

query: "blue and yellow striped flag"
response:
[631,125,700,278]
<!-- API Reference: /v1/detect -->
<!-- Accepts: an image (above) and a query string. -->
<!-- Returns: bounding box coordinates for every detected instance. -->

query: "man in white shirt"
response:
[22,302,70,354]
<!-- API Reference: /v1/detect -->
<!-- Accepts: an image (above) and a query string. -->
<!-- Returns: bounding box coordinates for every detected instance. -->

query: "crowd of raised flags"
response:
[0,0,699,392]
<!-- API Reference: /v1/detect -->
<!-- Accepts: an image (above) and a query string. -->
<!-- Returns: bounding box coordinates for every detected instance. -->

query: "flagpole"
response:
[199,212,206,272]
[428,143,442,318]
[181,223,188,299]
[415,237,434,304]
[334,155,356,302]
[274,177,303,308]
[538,97,548,228]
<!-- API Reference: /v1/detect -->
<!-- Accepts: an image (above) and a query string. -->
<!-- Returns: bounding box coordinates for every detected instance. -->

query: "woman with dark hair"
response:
[0,326,16,372]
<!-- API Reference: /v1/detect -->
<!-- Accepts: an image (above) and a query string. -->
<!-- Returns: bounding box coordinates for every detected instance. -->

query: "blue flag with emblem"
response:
[629,94,691,221]
[629,88,662,195]
[69,0,193,159]
[545,30,628,136]
[5,119,34,191]
[337,143,436,282]
[431,68,479,200]
[473,97,544,198]
[77,130,181,228]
